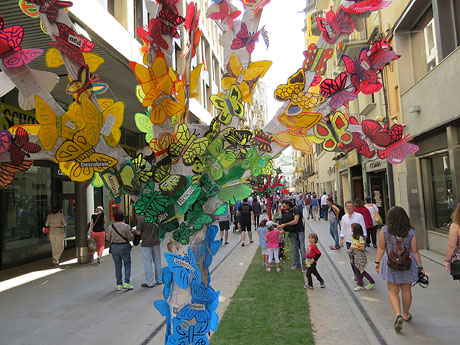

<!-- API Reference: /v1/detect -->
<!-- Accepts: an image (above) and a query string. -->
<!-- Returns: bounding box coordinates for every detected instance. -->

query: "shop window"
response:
[427,153,453,231]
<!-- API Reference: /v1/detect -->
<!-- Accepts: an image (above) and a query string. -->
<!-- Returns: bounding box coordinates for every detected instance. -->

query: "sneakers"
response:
[97,257,100,264]
[277,268,281,272]
[116,284,122,291]
[320,282,325,288]
[141,283,154,288]
[266,268,271,272]
[304,284,313,289]
[354,286,364,292]
[365,283,375,290]
[123,283,134,290]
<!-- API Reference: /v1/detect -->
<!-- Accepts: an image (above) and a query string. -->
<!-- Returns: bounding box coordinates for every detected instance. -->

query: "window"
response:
[423,18,438,70]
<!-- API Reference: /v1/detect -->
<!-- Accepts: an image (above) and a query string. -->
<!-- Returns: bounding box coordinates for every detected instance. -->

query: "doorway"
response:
[368,171,388,223]
[62,195,76,247]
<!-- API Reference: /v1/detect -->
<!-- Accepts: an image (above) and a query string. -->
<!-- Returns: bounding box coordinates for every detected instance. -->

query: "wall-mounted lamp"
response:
[409,106,421,114]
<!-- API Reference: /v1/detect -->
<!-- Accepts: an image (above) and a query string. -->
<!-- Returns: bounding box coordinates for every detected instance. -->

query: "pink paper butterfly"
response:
[0,130,12,154]
[316,6,354,44]
[230,22,260,54]
[342,0,391,14]
[320,72,357,109]
[27,0,73,24]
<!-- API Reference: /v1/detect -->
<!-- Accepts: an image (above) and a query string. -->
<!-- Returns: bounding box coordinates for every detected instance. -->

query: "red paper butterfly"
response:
[303,44,333,76]
[8,127,41,165]
[231,22,260,54]
[342,49,381,94]
[316,5,354,44]
[368,37,400,71]
[342,0,391,14]
[250,129,273,152]
[137,18,169,51]
[157,0,186,38]
[0,130,12,154]
[182,1,202,58]
[0,160,33,189]
[27,0,73,23]
[49,22,95,66]
[320,72,357,109]
[340,116,376,158]
[207,0,241,29]
[0,14,43,68]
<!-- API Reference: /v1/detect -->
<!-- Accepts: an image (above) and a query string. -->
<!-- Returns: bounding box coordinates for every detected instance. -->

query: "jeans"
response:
[289,231,306,269]
[254,214,260,228]
[329,220,340,247]
[320,205,328,219]
[141,245,161,286]
[111,243,131,285]
[305,205,311,219]
[366,226,377,246]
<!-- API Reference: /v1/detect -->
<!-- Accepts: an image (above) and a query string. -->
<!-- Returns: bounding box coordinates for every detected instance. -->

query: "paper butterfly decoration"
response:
[66,65,108,103]
[222,128,253,159]
[45,48,104,73]
[181,1,202,59]
[316,5,354,44]
[342,0,392,14]
[135,181,169,223]
[137,17,169,51]
[218,181,252,204]
[55,131,117,182]
[313,111,353,151]
[275,68,326,116]
[100,160,140,200]
[340,115,376,158]
[0,14,43,68]
[368,37,400,68]
[164,246,201,289]
[210,85,244,125]
[149,133,178,163]
[250,129,273,152]
[49,23,95,67]
[320,72,358,109]
[131,153,153,184]
[0,161,33,189]
[0,130,11,154]
[8,127,41,165]
[204,117,222,142]
[188,64,203,99]
[198,225,221,269]
[204,138,236,181]
[154,299,172,344]
[242,0,271,14]
[80,96,124,147]
[157,0,185,38]
[273,112,322,154]
[231,22,260,54]
[35,96,85,150]
[242,146,271,177]
[206,0,241,29]
[27,0,73,23]
[194,174,220,208]
[214,203,229,216]
[221,54,272,103]
[173,222,195,245]
[135,112,154,144]
[177,277,219,322]
[19,0,48,34]
[168,318,211,345]
[154,156,187,195]
[342,49,381,94]
[169,124,209,166]
[303,43,333,76]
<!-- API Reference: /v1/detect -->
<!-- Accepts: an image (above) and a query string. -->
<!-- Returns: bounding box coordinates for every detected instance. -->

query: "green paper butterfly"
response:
[186,205,213,231]
[214,203,229,216]
[101,160,140,199]
[191,156,205,185]
[204,138,236,181]
[215,164,246,186]
[218,183,253,204]
[131,153,153,184]
[158,205,179,241]
[154,157,187,195]
[242,146,271,177]
[223,128,253,159]
[210,85,244,125]
[173,222,195,245]
[194,174,220,208]
[135,112,153,143]
[172,177,202,215]
[204,117,222,142]
[168,124,209,166]
[134,181,169,223]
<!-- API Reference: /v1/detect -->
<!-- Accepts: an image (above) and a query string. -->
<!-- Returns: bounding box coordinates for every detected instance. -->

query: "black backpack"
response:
[335,204,345,219]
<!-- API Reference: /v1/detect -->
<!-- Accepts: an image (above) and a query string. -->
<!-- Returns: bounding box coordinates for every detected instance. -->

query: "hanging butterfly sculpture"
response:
[8,127,41,165]
[342,0,392,14]
[157,0,185,38]
[66,64,109,103]
[153,156,187,195]
[242,146,271,177]
[137,17,169,51]
[206,0,241,29]
[0,161,34,189]
[168,124,209,166]
[135,181,169,224]
[131,153,153,184]
[230,22,260,54]
[222,128,253,159]
[100,160,140,200]
[210,85,244,125]
[313,111,353,151]
[150,132,178,163]
[250,129,273,153]
[320,72,358,109]
[303,43,333,76]
[316,5,354,44]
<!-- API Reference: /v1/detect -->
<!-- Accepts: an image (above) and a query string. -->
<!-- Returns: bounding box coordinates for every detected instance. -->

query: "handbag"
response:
[133,233,141,246]
[450,260,460,276]
[374,210,383,225]
[42,226,50,235]
[88,237,97,253]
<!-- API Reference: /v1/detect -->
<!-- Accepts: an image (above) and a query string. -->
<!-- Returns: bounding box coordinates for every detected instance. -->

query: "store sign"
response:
[367,159,387,172]
[327,166,336,175]
[0,104,37,130]
[347,150,359,167]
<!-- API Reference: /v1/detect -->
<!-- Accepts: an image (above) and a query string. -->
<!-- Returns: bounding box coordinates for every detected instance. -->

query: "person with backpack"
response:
[304,193,312,219]
[327,197,342,250]
[278,200,307,272]
[374,206,424,333]
[236,198,255,247]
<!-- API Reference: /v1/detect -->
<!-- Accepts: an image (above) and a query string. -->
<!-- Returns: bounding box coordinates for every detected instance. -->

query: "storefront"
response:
[363,158,390,224]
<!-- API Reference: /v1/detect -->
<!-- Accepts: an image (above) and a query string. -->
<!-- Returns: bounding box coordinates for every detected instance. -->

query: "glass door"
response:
[62,195,76,246]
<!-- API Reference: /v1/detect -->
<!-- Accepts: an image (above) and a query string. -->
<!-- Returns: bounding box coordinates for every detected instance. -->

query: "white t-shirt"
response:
[320,194,328,206]
[365,204,379,226]
[340,212,367,243]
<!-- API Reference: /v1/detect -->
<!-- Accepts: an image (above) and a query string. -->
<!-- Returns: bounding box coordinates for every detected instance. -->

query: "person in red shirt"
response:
[304,233,325,289]
[354,198,373,241]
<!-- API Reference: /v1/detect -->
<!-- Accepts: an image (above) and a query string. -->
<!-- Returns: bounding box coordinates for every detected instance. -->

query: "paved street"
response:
[0,231,258,345]
[304,216,460,345]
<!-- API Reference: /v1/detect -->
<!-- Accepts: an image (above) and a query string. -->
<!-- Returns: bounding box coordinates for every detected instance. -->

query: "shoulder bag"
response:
[111,224,132,249]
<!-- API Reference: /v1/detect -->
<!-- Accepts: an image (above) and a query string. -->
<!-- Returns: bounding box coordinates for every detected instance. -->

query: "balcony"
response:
[304,0,330,14]
[337,26,379,66]
[310,9,325,37]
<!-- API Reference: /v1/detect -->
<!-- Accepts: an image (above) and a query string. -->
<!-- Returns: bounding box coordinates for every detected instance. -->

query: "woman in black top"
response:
[90,206,107,263]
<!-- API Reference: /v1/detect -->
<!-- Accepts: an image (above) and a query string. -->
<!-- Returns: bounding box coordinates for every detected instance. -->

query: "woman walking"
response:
[311,193,319,221]
[45,206,67,267]
[252,198,262,230]
[445,204,460,281]
[365,196,380,248]
[374,206,424,332]
[90,206,107,263]
[106,210,134,291]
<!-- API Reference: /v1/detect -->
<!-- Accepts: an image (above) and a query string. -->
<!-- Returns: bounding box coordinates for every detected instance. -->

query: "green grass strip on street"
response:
[211,246,314,345]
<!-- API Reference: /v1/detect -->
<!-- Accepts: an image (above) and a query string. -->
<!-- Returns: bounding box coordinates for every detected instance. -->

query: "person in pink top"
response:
[265,221,284,272]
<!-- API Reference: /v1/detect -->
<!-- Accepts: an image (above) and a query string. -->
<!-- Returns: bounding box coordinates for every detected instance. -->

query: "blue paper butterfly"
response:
[168,317,210,345]
[160,266,173,299]
[165,247,201,289]
[199,225,221,269]
[176,278,219,323]
[154,299,172,343]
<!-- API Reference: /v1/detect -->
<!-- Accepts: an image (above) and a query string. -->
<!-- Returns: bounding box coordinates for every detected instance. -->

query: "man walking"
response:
[327,197,341,250]
[340,201,367,249]
[237,198,255,247]
[278,200,307,272]
[320,192,329,220]
[305,193,312,219]
[136,215,162,288]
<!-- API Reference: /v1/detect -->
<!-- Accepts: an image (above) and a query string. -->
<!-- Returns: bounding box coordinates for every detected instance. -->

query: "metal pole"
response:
[76,181,93,264]
[381,69,395,207]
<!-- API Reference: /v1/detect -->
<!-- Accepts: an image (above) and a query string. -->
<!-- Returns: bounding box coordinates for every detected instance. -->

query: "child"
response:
[304,233,325,289]
[257,219,269,268]
[349,223,376,291]
[265,221,283,272]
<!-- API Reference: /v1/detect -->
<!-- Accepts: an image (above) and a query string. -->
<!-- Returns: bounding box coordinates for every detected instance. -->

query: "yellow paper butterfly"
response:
[313,111,353,151]
[80,96,124,147]
[135,112,154,143]
[35,96,86,150]
[210,85,244,125]
[189,64,202,99]
[168,124,209,166]
[221,54,272,103]
[45,48,104,73]
[56,131,117,182]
